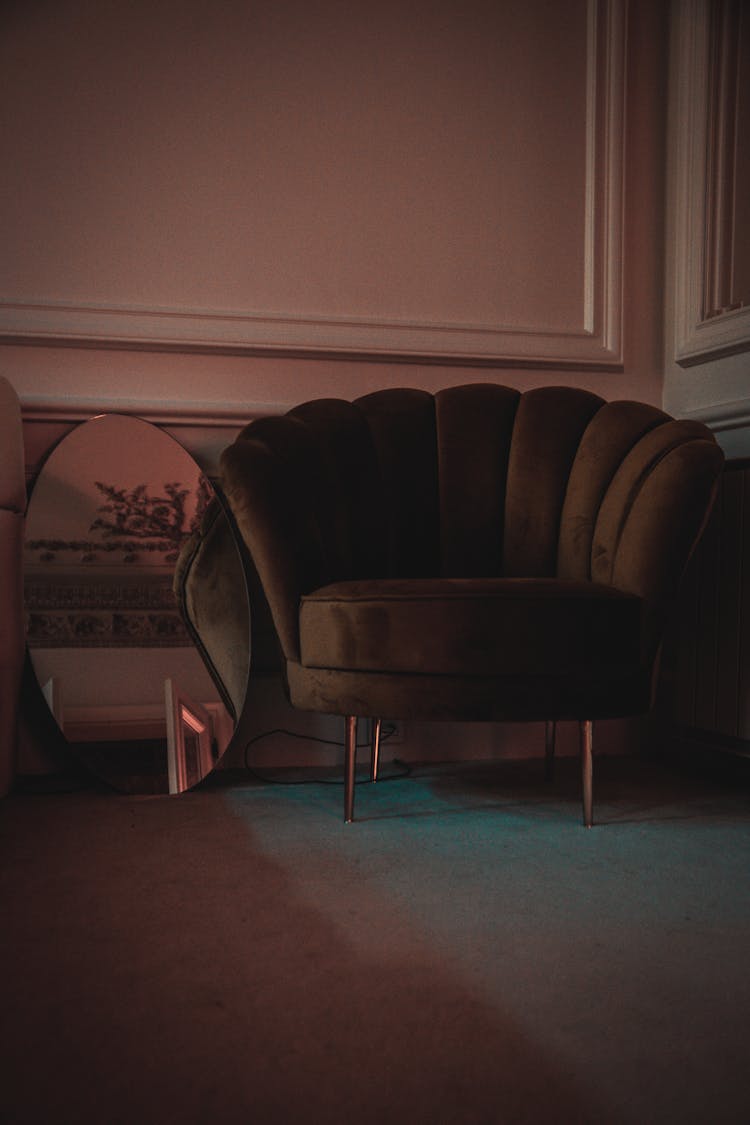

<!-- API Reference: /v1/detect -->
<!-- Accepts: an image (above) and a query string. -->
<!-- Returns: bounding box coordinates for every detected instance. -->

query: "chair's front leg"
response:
[580,719,593,828]
[344,715,358,823]
[370,718,382,782]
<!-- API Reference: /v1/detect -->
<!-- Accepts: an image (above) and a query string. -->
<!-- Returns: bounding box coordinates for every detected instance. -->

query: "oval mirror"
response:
[24,414,250,794]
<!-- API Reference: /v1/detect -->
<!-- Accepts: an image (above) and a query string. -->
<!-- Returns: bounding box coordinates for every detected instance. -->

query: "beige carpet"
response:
[1,755,749,1124]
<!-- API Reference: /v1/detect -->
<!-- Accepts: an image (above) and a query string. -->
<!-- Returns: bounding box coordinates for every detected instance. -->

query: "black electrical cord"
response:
[242,725,412,784]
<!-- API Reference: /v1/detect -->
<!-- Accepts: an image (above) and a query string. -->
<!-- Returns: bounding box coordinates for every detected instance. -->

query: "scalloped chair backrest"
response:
[223,384,721,669]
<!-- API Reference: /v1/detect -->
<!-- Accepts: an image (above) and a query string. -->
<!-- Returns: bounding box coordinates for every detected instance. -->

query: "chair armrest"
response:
[0,510,25,795]
[173,498,250,720]
[0,376,25,514]
[220,419,338,662]
[594,424,724,661]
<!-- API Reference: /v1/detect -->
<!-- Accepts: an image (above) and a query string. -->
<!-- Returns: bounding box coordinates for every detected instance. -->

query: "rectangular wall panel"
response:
[0,0,625,366]
[657,459,750,752]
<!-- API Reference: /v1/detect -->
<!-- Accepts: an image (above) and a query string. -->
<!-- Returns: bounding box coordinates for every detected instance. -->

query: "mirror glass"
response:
[24,414,248,794]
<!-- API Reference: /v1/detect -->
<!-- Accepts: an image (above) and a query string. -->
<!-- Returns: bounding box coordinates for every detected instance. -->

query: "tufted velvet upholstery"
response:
[219,384,723,824]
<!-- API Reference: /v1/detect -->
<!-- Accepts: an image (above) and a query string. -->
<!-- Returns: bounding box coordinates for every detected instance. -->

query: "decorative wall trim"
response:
[681,397,750,434]
[0,1,626,369]
[20,396,273,428]
[673,0,750,366]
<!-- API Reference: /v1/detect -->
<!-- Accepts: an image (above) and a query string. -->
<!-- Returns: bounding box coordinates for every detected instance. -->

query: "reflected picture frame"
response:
[165,677,215,795]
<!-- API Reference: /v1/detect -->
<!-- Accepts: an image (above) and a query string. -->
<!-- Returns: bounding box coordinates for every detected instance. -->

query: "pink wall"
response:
[2,0,588,330]
[4,0,674,770]
[0,0,668,468]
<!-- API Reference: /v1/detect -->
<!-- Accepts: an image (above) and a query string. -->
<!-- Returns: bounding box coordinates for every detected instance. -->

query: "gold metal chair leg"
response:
[545,720,556,781]
[344,716,357,823]
[580,719,593,828]
[370,718,381,782]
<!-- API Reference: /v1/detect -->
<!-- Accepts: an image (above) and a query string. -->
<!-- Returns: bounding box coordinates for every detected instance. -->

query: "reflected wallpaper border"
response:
[25,573,191,649]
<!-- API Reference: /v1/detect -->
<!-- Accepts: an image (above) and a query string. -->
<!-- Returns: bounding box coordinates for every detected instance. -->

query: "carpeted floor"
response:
[1,754,749,1124]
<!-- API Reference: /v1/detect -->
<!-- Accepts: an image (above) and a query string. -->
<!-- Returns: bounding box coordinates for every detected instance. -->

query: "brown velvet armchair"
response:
[218,384,723,826]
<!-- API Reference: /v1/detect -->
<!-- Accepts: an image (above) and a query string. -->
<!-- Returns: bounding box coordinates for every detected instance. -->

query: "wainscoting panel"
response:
[672,0,750,366]
[657,458,750,753]
[0,0,625,367]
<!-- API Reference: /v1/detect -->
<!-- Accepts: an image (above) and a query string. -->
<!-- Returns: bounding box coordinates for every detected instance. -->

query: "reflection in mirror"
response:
[24,414,249,794]
[165,677,214,794]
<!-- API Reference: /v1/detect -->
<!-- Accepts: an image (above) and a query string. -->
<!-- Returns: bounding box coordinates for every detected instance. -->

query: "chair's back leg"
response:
[344,715,358,823]
[370,718,382,782]
[580,719,594,828]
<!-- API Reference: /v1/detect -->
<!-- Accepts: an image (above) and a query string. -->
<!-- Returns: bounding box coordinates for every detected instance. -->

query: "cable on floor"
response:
[242,724,412,784]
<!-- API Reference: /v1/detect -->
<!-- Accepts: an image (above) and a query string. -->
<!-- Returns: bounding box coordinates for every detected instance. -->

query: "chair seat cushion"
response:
[299,577,643,677]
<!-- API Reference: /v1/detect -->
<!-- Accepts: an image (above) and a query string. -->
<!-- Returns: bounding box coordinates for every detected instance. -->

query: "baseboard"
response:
[648,718,750,780]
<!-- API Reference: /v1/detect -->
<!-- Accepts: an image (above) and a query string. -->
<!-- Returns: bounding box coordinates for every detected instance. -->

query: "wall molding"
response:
[20,396,265,428]
[681,397,750,434]
[0,0,626,370]
[673,0,750,366]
